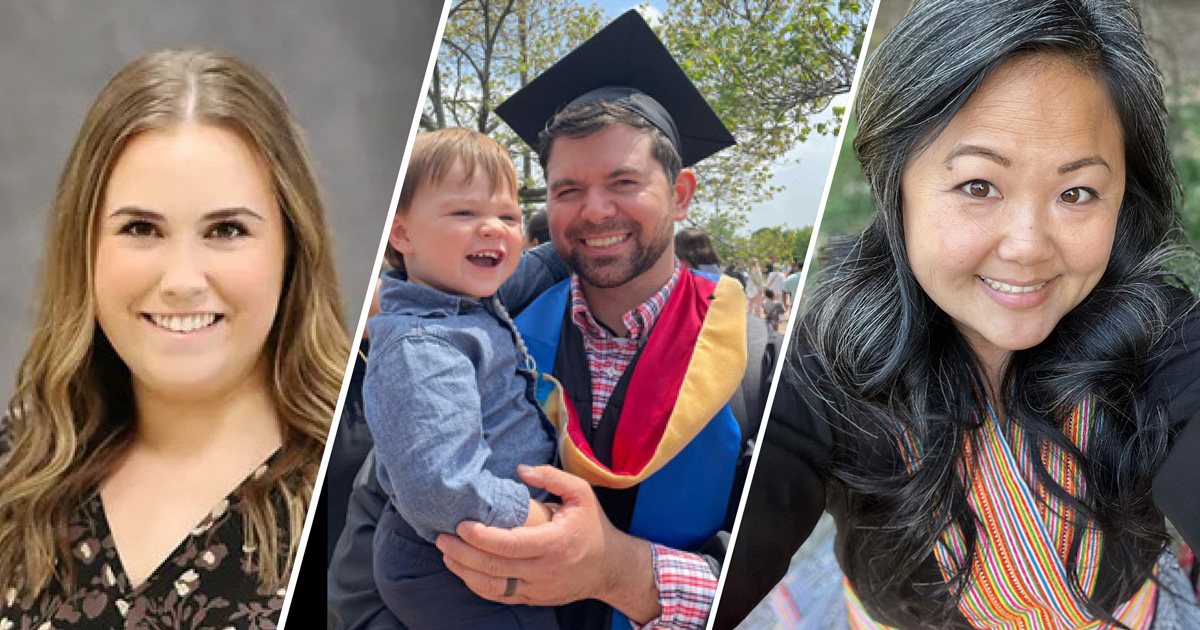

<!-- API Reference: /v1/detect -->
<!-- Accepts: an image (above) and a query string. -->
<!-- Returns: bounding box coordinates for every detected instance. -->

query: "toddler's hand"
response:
[523,498,554,527]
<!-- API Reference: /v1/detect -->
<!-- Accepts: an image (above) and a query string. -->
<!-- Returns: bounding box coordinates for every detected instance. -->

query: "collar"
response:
[377,269,490,317]
[569,260,682,342]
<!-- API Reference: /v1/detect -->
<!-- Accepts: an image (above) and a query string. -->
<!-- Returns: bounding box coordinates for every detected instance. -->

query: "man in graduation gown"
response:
[328,11,765,630]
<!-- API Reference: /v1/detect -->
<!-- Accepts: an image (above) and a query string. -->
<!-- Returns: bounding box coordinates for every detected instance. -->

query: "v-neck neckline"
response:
[94,447,282,595]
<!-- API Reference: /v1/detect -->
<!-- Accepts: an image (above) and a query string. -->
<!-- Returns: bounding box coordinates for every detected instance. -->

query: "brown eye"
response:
[207,221,248,239]
[119,219,159,237]
[959,180,997,198]
[1060,187,1095,203]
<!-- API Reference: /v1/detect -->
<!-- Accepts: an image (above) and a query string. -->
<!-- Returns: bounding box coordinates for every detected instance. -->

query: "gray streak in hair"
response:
[797,0,1190,626]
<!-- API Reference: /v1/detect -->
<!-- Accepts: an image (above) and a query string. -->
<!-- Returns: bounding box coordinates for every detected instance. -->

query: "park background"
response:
[414,0,871,269]
[735,0,1200,627]
[815,0,1200,273]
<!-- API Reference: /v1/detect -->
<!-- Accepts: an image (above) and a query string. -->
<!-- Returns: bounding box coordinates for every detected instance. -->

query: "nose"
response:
[995,200,1054,266]
[158,238,209,300]
[579,186,617,223]
[478,216,507,239]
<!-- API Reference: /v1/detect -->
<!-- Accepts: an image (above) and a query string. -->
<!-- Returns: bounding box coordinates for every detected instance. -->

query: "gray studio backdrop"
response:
[0,0,444,392]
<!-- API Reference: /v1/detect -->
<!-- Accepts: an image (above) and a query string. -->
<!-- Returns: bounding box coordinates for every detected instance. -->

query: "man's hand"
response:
[436,465,663,624]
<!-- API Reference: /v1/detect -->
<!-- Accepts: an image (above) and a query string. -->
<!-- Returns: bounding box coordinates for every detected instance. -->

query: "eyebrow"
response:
[944,144,1012,169]
[608,167,642,179]
[1057,156,1112,174]
[943,144,1113,175]
[548,166,647,191]
[106,206,266,221]
[547,178,580,193]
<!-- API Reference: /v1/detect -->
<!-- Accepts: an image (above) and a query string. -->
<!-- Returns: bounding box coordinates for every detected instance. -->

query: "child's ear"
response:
[389,213,415,255]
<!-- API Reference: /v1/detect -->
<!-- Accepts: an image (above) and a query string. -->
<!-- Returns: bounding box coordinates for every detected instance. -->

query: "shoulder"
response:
[371,302,498,355]
[1146,290,1200,425]
[517,241,565,273]
[1147,290,1200,385]
[775,335,863,447]
[366,315,506,394]
[1151,291,1200,549]
[367,325,480,368]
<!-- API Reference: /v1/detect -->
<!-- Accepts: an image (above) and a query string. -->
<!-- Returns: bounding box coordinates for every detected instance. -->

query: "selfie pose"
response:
[718,0,1200,628]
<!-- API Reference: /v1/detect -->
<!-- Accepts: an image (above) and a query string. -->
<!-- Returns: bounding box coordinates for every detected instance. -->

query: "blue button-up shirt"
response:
[363,244,567,542]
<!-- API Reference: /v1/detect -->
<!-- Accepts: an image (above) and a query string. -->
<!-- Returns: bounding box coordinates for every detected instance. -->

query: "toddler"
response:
[363,128,566,629]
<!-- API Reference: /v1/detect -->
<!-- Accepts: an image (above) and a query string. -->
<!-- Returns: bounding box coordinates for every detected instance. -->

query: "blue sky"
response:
[591,0,845,231]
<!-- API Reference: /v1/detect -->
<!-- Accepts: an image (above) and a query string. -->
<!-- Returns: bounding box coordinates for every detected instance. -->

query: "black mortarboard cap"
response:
[495,10,736,168]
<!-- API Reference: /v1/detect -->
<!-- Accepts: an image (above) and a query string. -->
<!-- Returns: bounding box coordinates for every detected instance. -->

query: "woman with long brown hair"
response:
[0,49,348,628]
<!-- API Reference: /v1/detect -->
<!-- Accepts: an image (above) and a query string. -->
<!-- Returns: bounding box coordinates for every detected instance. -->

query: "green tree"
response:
[750,226,794,263]
[818,110,873,240]
[790,225,813,261]
[686,188,751,263]
[693,221,812,267]
[422,0,603,209]
[660,0,868,227]
[423,0,518,133]
[426,0,867,228]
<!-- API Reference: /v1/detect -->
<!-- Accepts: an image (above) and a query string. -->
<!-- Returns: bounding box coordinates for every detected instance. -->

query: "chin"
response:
[463,282,502,300]
[132,361,260,399]
[989,328,1055,354]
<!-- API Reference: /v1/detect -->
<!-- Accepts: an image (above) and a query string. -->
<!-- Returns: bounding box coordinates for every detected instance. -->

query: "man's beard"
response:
[565,219,673,289]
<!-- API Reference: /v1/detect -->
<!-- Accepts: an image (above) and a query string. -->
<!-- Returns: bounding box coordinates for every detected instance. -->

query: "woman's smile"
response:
[95,124,286,398]
[142,312,225,335]
[976,275,1056,309]
[901,54,1125,374]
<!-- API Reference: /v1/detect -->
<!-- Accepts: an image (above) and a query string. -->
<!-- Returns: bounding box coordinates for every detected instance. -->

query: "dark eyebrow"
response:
[105,206,264,221]
[944,144,1012,169]
[107,206,162,221]
[205,207,265,222]
[608,167,642,179]
[1058,156,1112,175]
[548,177,582,193]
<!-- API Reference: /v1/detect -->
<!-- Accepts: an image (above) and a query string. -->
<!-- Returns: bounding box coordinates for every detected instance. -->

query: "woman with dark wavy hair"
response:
[717,0,1200,628]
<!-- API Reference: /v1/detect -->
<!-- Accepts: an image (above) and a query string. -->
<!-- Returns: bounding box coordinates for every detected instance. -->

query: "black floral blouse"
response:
[0,456,291,630]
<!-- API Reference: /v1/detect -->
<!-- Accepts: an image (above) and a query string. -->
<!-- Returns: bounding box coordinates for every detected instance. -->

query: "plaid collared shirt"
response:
[569,262,715,629]
[569,262,681,427]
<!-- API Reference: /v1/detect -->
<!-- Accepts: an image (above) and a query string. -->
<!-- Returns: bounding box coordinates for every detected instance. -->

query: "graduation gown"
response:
[514,270,747,630]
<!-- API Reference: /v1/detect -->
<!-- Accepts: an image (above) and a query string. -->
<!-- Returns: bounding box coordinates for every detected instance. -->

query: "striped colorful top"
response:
[845,396,1158,629]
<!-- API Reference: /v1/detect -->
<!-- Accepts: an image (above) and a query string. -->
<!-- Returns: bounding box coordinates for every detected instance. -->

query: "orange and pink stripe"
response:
[846,395,1157,629]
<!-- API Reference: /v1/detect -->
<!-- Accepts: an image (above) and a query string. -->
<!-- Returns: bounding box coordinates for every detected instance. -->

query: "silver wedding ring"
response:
[504,577,518,597]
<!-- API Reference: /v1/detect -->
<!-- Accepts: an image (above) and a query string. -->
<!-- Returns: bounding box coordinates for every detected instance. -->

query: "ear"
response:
[672,169,697,222]
[389,212,415,255]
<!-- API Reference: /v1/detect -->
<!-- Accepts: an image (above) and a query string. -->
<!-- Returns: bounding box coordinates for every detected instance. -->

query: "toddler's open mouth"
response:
[467,250,504,268]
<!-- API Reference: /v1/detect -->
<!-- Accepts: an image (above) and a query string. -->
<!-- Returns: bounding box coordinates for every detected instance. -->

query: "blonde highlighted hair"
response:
[0,49,349,601]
